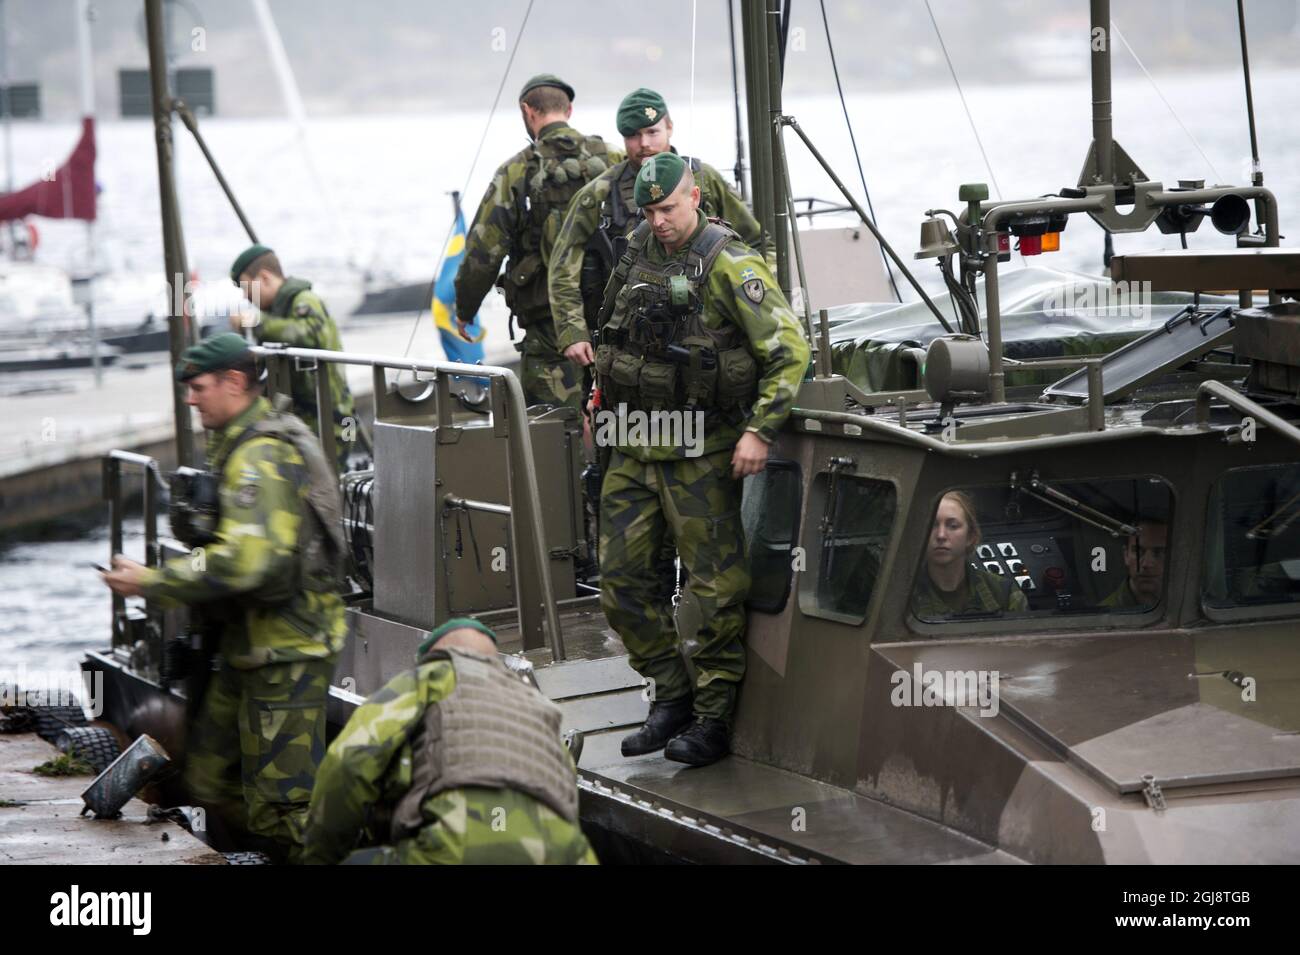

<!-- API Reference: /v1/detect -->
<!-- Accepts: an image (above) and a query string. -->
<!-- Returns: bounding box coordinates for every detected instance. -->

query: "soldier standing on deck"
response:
[549,87,773,372]
[594,153,810,766]
[230,244,358,475]
[101,333,347,863]
[454,74,619,411]
[300,618,596,865]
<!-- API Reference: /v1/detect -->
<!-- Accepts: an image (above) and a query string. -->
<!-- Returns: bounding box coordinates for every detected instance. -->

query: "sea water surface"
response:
[3,69,1299,672]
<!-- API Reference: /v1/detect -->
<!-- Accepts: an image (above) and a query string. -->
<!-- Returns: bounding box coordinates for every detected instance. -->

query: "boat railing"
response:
[254,344,567,661]
[102,450,166,653]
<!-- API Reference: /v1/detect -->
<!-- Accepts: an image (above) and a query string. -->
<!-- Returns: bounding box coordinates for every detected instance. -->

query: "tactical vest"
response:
[390,648,579,839]
[502,130,610,324]
[580,156,702,330]
[171,398,345,596]
[593,219,759,415]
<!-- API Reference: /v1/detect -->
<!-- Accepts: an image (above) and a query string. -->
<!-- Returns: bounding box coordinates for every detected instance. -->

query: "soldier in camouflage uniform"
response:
[231,244,358,475]
[549,87,773,372]
[595,153,810,766]
[910,491,1029,619]
[1099,520,1167,609]
[454,74,621,411]
[102,334,346,863]
[300,618,596,865]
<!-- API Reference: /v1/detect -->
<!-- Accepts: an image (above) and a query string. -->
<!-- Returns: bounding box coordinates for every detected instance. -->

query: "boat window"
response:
[799,470,897,624]
[742,460,802,614]
[911,475,1173,623]
[1204,463,1300,611]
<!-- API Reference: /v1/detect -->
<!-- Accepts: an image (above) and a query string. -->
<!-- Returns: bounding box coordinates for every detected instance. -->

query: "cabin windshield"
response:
[1204,462,1300,611]
[911,476,1173,623]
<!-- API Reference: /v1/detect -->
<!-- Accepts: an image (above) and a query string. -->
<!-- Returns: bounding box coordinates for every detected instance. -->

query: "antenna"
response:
[1236,0,1265,230]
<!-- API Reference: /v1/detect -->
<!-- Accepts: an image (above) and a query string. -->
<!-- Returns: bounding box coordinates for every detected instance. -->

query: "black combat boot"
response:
[620,696,694,757]
[664,716,730,767]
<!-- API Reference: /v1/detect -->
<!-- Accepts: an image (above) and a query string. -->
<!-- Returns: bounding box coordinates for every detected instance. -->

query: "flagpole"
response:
[76,0,102,387]
[0,0,15,252]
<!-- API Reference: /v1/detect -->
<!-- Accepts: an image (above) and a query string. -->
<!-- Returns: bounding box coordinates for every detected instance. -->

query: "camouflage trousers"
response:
[517,323,584,412]
[185,656,336,862]
[599,448,749,720]
[339,788,598,865]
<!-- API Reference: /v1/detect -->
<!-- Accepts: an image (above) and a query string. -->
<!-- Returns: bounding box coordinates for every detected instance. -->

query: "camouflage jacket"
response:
[911,564,1030,620]
[300,659,597,865]
[548,156,774,352]
[454,121,622,325]
[140,397,347,669]
[1099,579,1140,609]
[600,211,810,462]
[254,277,356,470]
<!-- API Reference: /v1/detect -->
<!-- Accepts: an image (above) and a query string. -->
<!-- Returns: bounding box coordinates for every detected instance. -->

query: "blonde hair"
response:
[939,490,982,552]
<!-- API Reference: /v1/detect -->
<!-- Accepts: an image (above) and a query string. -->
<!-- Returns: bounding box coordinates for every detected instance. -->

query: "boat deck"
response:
[0,731,221,865]
[493,604,1016,864]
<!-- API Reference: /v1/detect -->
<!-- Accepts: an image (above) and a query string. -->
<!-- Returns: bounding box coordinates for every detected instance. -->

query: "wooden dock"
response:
[0,731,222,865]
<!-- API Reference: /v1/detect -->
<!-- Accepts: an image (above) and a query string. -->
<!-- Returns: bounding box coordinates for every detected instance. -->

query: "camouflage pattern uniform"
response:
[140,396,346,861]
[1100,579,1140,608]
[253,277,357,474]
[300,657,597,865]
[454,121,621,410]
[548,155,775,356]
[597,211,810,721]
[911,564,1030,619]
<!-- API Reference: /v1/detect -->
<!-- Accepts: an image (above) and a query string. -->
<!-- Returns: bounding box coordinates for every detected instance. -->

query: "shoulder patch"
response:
[740,267,757,281]
[235,484,259,508]
[742,278,766,304]
[295,302,312,317]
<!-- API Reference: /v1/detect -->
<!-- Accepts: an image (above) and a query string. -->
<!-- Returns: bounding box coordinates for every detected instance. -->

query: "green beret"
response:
[519,73,575,103]
[416,617,498,661]
[616,88,668,136]
[175,332,251,382]
[634,151,688,207]
[230,243,273,284]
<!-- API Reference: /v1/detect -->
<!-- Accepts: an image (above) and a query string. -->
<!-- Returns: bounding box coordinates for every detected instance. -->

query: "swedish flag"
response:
[433,205,485,367]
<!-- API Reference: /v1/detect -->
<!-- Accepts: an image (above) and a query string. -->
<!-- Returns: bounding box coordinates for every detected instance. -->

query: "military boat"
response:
[84,0,1300,863]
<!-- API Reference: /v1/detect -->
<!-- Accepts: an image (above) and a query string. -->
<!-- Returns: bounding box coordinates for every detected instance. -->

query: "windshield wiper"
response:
[1009,469,1138,538]
[1247,489,1300,540]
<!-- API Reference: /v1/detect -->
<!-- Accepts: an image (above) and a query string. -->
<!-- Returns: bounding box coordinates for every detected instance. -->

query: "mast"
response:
[249,0,355,269]
[1087,0,1113,184]
[145,0,194,467]
[0,0,14,251]
[727,0,747,200]
[75,0,102,386]
[765,0,790,293]
[740,0,788,292]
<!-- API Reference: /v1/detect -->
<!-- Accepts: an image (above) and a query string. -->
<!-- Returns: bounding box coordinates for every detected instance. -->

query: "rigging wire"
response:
[818,0,901,303]
[688,0,697,154]
[1110,19,1222,183]
[402,0,537,358]
[923,0,1003,201]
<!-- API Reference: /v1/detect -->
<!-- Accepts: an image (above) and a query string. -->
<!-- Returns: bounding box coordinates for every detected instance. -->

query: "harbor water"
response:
[3,69,1299,673]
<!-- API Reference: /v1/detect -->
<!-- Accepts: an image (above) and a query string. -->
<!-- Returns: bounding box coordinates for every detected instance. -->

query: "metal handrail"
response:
[102,450,166,649]
[250,344,566,661]
[1195,379,1300,451]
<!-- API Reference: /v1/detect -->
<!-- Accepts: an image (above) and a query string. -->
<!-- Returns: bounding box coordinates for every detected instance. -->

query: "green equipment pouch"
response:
[594,342,616,381]
[716,346,758,408]
[680,341,719,408]
[609,352,644,406]
[639,361,678,409]
[503,251,545,322]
